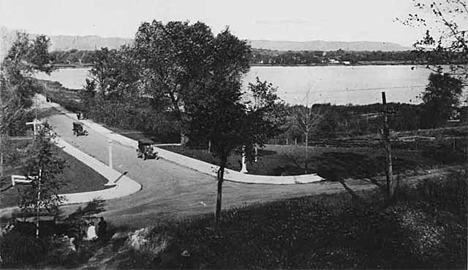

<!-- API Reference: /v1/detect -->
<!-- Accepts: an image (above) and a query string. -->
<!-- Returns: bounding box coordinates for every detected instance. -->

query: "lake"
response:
[35,65,454,105]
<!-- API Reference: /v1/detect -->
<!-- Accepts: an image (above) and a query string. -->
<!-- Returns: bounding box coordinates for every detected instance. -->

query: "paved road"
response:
[44,108,374,229]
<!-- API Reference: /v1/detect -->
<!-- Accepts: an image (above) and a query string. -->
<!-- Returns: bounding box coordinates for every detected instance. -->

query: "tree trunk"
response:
[215,160,226,222]
[304,133,308,174]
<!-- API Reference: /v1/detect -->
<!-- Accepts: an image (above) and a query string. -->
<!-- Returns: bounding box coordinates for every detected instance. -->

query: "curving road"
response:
[44,106,373,229]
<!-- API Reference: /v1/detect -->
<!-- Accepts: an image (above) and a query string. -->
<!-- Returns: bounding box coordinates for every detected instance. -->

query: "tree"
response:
[132,21,213,143]
[403,0,468,88]
[292,88,326,174]
[1,32,53,178]
[19,123,67,237]
[422,72,463,127]
[188,75,282,222]
[133,21,251,145]
[87,46,139,100]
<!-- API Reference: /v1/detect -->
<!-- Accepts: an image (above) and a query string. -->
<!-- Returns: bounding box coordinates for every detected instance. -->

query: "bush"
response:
[0,231,50,267]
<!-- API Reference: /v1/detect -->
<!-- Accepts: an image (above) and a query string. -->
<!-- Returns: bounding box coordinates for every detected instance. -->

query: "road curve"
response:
[40,102,370,229]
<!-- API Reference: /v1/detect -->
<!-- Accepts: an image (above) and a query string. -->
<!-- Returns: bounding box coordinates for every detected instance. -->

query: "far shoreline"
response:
[53,61,423,69]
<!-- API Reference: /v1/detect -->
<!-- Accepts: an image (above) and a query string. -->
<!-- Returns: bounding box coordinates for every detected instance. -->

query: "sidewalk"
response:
[54,137,142,204]
[48,103,324,185]
[39,94,323,184]
[35,95,142,204]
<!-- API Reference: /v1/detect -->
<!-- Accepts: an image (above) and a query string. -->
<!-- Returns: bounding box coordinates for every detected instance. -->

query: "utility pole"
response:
[382,92,396,200]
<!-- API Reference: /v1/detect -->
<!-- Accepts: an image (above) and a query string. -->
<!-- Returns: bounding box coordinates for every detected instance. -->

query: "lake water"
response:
[35,65,454,105]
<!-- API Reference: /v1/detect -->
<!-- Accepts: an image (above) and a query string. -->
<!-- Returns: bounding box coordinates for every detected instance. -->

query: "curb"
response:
[54,137,142,205]
[44,94,324,185]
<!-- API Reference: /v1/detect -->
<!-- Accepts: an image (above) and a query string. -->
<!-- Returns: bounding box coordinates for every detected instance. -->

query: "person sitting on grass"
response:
[86,221,97,241]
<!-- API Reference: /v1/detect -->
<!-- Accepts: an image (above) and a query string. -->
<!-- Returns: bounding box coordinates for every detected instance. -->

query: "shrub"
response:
[0,231,50,267]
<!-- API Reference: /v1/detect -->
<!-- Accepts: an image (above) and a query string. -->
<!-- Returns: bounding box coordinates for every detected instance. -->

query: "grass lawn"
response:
[0,145,108,208]
[159,142,462,178]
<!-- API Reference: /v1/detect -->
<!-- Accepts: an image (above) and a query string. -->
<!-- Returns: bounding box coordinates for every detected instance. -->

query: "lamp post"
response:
[107,137,113,169]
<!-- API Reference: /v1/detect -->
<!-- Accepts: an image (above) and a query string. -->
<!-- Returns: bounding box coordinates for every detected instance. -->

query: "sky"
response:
[0,0,428,46]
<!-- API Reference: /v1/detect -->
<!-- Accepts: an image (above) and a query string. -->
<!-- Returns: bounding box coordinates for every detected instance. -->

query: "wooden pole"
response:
[382,92,395,200]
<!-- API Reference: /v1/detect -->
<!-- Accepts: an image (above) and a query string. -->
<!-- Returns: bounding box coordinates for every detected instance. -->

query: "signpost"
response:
[26,118,43,139]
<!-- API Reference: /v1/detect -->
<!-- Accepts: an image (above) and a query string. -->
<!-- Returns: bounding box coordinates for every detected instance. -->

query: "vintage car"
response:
[136,139,158,160]
[72,122,88,137]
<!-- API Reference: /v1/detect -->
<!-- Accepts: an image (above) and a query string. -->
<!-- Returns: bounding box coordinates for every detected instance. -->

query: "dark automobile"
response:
[137,139,158,160]
[72,122,88,137]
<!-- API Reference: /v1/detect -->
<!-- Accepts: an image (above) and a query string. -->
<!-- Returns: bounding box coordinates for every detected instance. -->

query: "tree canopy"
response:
[404,0,468,87]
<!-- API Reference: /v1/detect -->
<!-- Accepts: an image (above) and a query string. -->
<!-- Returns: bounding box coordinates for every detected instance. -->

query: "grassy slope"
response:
[0,146,108,208]
[104,171,467,269]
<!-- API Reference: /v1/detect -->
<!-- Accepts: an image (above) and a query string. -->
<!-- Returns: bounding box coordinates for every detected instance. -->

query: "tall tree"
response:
[19,123,67,228]
[133,21,251,145]
[1,32,53,179]
[188,76,282,222]
[133,21,213,128]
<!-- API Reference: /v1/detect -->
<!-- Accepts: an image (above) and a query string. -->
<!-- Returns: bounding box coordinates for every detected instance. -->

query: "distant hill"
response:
[1,26,410,52]
[249,40,410,52]
[44,34,410,52]
[45,36,409,52]
[46,35,133,51]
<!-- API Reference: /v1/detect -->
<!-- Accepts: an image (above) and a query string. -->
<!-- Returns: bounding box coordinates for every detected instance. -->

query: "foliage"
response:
[87,46,139,100]
[187,72,282,221]
[19,123,67,217]
[2,32,54,79]
[404,0,468,88]
[133,21,215,123]
[422,73,463,127]
[53,47,449,67]
[1,32,53,137]
[0,231,50,267]
[251,48,424,65]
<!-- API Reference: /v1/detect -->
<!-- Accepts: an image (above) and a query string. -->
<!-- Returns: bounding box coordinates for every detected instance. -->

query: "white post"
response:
[254,145,258,163]
[107,137,113,169]
[240,145,248,173]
